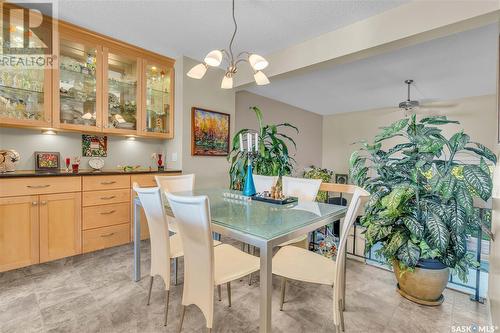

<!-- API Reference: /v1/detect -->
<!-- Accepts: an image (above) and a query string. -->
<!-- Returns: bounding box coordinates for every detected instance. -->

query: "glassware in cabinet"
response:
[103,48,139,134]
[0,18,52,126]
[55,38,102,132]
[142,62,173,138]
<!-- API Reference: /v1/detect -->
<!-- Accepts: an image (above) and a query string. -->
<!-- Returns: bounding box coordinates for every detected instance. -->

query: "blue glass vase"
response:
[243,162,256,196]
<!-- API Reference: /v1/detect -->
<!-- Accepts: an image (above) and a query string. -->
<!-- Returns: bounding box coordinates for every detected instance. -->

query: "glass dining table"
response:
[132,188,347,333]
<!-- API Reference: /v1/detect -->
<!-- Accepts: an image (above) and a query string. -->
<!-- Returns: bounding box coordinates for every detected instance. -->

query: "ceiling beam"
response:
[235,0,500,88]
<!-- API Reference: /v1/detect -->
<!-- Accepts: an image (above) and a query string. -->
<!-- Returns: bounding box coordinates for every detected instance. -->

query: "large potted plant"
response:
[228,106,298,190]
[349,115,496,305]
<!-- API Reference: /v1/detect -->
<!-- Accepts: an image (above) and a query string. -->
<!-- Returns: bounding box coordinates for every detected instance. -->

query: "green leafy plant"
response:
[228,106,298,190]
[349,115,496,282]
[303,166,334,202]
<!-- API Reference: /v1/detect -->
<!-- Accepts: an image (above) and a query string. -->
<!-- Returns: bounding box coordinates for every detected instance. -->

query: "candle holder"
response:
[243,151,257,197]
[239,131,259,197]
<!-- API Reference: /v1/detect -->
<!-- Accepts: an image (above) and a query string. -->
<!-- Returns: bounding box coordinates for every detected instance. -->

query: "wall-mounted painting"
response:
[34,152,60,172]
[191,107,230,156]
[82,135,107,157]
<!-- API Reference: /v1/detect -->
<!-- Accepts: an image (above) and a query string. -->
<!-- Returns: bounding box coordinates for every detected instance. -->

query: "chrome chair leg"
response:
[164,290,170,326]
[227,282,232,307]
[178,305,186,333]
[146,276,154,305]
[217,284,222,301]
[339,299,345,332]
[248,273,253,286]
[174,257,178,285]
[280,277,287,311]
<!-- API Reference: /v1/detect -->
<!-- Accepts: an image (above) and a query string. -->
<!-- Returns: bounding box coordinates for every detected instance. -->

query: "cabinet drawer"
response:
[83,189,130,207]
[0,177,81,197]
[83,175,130,191]
[83,202,130,230]
[130,173,181,188]
[83,223,130,253]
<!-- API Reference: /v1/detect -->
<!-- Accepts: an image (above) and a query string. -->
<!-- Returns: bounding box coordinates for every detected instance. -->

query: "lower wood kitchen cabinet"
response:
[0,171,180,272]
[39,192,82,263]
[0,196,39,272]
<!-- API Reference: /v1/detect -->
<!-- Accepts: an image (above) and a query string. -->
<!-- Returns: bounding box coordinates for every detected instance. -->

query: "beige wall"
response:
[235,91,323,175]
[181,57,236,189]
[322,94,497,174]
[491,167,500,325]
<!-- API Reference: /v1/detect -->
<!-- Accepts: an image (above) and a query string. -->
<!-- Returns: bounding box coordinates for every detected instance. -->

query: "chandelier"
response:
[186,0,270,89]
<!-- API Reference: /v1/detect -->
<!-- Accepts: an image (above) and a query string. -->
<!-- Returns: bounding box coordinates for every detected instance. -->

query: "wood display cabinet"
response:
[0,8,53,128]
[53,31,104,133]
[140,58,174,139]
[0,8,175,139]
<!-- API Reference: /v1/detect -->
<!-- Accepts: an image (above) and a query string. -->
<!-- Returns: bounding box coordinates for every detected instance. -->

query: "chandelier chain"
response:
[228,0,237,63]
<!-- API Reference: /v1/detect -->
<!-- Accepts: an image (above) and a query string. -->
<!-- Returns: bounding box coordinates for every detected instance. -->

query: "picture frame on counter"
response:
[34,151,61,172]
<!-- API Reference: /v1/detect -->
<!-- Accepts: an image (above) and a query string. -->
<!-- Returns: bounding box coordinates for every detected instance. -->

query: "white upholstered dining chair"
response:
[253,174,278,193]
[272,185,369,332]
[166,193,260,333]
[278,176,322,248]
[134,184,221,326]
[155,174,195,284]
[133,184,184,327]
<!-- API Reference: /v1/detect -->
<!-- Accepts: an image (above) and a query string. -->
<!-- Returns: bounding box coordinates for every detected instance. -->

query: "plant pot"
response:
[392,259,449,306]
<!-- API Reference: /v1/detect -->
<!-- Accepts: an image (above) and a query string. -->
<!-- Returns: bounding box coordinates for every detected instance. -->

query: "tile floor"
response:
[0,240,492,333]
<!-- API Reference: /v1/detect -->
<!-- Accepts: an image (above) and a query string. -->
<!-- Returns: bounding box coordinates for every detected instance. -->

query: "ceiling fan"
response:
[398,79,456,114]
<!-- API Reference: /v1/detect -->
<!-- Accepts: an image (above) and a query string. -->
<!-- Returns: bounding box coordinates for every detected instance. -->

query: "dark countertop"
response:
[0,169,182,178]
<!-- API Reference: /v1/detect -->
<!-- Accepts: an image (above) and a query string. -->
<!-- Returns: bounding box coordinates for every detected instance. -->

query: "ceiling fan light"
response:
[187,63,207,79]
[254,71,270,85]
[204,50,223,67]
[221,75,233,89]
[249,54,268,71]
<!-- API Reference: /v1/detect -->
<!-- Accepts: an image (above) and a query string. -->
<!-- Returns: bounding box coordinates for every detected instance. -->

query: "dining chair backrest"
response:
[282,176,322,202]
[253,175,278,193]
[133,184,171,288]
[155,174,195,193]
[165,193,215,328]
[333,186,370,305]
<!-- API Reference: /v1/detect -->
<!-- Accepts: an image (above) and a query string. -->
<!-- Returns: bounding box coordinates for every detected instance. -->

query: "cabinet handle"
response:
[40,201,47,205]
[32,201,38,206]
[100,181,116,185]
[27,185,50,189]
[100,210,116,215]
[100,232,115,237]
[100,195,116,200]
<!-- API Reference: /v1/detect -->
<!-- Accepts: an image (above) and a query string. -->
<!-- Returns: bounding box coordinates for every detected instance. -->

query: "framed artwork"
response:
[335,174,348,184]
[191,107,230,156]
[34,152,60,171]
[82,135,107,157]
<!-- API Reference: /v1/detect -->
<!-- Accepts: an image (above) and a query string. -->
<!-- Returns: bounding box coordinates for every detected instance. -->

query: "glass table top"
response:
[167,188,347,241]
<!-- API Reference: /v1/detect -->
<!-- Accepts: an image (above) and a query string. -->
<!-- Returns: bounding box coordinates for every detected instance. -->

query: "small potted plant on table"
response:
[349,115,496,305]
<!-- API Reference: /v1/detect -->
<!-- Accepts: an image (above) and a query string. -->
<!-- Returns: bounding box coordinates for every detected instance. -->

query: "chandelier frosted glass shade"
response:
[221,75,233,89]
[253,71,270,85]
[187,63,208,79]
[204,50,223,67]
[249,54,269,71]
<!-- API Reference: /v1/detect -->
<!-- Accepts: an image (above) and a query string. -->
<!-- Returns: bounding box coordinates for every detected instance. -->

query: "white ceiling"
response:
[52,0,408,60]
[246,23,499,115]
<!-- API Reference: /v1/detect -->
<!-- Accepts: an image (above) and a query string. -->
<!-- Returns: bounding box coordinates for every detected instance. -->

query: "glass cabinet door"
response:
[0,12,52,127]
[142,61,173,138]
[56,37,102,132]
[103,48,139,134]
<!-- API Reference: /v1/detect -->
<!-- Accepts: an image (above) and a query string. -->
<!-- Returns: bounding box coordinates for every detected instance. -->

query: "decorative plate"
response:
[88,157,104,170]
